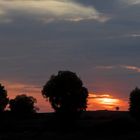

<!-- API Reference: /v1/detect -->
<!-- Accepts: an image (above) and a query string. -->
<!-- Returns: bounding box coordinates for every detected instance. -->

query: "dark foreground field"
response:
[0,111,140,140]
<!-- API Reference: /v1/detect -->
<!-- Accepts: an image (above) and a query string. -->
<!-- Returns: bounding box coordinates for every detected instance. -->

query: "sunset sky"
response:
[0,0,140,112]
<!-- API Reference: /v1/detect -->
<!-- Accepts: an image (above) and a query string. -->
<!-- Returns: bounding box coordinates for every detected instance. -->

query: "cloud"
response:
[88,94,111,99]
[128,34,140,37]
[95,65,140,73]
[121,0,140,5]
[0,0,109,23]
[95,66,115,70]
[0,8,12,23]
[121,65,140,73]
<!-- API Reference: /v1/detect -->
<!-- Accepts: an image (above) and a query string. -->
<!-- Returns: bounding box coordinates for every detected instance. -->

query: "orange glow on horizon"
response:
[88,94,111,98]
[0,80,128,112]
[1,81,53,112]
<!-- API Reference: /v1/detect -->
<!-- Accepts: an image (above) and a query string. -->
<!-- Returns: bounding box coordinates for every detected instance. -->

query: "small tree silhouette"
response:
[115,106,119,111]
[0,84,9,112]
[42,71,88,117]
[129,87,140,118]
[9,94,38,114]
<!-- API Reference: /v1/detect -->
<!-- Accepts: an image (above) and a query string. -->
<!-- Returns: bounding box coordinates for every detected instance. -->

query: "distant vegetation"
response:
[9,94,38,114]
[0,84,9,112]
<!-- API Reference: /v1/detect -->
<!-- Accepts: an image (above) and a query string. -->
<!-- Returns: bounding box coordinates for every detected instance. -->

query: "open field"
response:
[0,111,140,140]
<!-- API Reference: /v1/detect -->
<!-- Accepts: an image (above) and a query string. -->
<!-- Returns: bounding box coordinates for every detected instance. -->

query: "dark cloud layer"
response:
[0,0,140,101]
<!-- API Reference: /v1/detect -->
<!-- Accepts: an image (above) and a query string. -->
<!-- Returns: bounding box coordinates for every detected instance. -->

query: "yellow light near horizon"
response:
[98,97,119,105]
[87,93,126,110]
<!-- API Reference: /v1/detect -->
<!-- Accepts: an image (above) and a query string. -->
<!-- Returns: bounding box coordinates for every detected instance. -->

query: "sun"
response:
[88,93,120,106]
[88,93,123,110]
[98,97,119,105]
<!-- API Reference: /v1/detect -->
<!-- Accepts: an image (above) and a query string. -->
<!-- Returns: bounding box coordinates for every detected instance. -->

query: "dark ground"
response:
[0,111,140,140]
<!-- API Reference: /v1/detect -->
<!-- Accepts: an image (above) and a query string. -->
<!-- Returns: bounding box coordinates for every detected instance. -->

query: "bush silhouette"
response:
[42,71,88,117]
[9,94,38,114]
[115,106,119,111]
[0,84,9,112]
[129,87,140,118]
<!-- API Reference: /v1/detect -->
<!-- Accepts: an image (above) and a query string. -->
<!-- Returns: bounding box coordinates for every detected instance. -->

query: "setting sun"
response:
[88,93,127,111]
[98,98,119,105]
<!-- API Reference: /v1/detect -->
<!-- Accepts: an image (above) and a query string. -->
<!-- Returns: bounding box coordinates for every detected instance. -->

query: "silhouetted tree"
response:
[42,71,88,117]
[0,84,9,112]
[115,106,119,111]
[9,94,38,114]
[129,87,140,118]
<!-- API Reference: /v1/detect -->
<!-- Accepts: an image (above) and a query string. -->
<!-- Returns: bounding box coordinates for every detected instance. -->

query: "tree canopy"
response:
[129,87,140,118]
[0,84,9,112]
[42,71,88,115]
[9,94,38,114]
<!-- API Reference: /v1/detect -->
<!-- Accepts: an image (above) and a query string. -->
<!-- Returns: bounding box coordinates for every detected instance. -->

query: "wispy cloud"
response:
[95,66,115,70]
[0,0,109,23]
[123,34,140,38]
[88,94,111,99]
[95,65,140,73]
[121,0,140,5]
[130,34,140,37]
[0,8,12,23]
[121,65,140,73]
